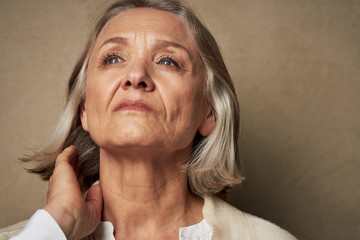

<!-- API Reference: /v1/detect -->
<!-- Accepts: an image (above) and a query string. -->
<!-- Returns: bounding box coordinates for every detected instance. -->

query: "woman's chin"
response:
[97,135,163,152]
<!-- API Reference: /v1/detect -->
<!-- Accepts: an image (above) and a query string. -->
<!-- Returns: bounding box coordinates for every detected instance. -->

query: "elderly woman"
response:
[5,0,296,239]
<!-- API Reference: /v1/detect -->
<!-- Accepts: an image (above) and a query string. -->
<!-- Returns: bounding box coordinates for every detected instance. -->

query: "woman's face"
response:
[81,8,212,154]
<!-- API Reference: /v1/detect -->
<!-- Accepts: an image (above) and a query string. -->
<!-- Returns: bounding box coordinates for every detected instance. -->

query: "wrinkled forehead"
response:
[93,7,198,56]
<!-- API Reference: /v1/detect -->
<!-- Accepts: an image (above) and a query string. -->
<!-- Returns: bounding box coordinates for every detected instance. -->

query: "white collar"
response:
[92,219,213,240]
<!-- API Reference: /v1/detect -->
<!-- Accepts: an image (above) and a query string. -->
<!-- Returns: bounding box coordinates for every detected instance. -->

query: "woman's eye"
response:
[159,59,173,66]
[158,58,179,68]
[102,54,123,65]
[107,57,121,64]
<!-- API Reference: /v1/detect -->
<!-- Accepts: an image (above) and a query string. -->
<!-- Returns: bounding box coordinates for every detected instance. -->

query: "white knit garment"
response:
[92,219,213,240]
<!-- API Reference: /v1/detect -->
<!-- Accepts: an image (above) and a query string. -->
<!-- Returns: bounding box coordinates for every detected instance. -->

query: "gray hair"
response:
[23,0,243,196]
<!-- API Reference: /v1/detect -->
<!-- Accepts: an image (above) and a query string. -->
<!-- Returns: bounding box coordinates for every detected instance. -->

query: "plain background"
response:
[1,0,359,239]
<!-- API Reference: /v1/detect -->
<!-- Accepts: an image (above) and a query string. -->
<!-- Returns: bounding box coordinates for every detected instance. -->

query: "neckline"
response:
[93,219,213,239]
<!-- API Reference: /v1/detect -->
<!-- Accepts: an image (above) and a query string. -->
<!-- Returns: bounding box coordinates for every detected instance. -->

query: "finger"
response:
[85,184,103,210]
[85,184,103,229]
[55,145,77,168]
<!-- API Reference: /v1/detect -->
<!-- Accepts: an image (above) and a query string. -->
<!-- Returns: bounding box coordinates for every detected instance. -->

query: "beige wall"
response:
[1,0,359,239]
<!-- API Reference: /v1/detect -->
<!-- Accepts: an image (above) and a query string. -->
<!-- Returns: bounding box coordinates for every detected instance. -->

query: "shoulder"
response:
[0,220,27,240]
[202,195,297,240]
[241,211,297,239]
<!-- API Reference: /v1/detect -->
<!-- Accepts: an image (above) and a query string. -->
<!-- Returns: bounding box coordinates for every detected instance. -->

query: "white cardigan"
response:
[0,195,296,240]
[202,195,296,239]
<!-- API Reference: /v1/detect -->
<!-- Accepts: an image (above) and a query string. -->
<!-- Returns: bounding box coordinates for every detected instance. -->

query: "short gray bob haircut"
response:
[23,0,243,196]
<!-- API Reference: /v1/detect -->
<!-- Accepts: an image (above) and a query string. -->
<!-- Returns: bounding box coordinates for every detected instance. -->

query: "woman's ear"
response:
[79,102,89,132]
[199,107,215,136]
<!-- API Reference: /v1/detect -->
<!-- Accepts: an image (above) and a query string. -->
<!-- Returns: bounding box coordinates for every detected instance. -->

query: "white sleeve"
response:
[10,209,66,240]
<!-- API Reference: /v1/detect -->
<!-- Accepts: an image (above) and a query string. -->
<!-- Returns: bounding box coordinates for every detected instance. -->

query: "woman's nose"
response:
[121,59,154,91]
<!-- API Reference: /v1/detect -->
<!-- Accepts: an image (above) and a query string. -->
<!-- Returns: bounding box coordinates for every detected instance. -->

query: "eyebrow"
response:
[99,36,128,49]
[155,40,193,61]
[99,37,193,61]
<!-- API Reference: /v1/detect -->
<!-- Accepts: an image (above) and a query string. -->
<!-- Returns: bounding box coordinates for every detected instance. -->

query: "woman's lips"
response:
[113,99,157,113]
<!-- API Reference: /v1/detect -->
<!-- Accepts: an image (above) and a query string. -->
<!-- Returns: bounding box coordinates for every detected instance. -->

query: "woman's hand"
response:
[43,146,103,240]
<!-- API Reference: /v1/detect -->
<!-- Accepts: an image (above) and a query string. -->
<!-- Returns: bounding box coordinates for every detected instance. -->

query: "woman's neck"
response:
[98,148,204,240]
